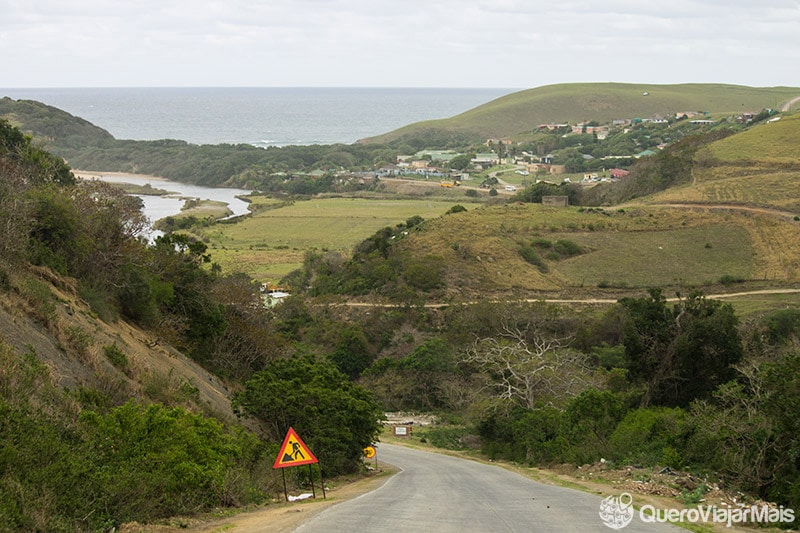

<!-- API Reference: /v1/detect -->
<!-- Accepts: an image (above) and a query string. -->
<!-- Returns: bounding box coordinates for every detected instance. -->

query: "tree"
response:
[619,289,743,407]
[463,320,595,410]
[232,354,383,476]
[330,325,373,379]
[448,154,471,170]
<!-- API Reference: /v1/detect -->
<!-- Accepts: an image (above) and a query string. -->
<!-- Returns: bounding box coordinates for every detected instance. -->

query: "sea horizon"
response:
[1,86,517,147]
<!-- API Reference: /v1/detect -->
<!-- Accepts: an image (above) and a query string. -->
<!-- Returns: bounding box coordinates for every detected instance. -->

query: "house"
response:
[471,153,499,169]
[528,163,567,175]
[609,168,630,179]
[415,150,461,162]
[376,164,400,176]
[537,123,570,131]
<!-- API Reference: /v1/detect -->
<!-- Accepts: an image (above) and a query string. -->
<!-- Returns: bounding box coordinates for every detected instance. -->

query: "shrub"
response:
[21,278,57,326]
[445,204,467,214]
[718,274,745,284]
[553,239,584,257]
[764,309,800,344]
[64,326,93,359]
[78,281,119,322]
[103,343,129,372]
[0,265,10,291]
[608,407,689,466]
[519,245,548,273]
[79,401,267,526]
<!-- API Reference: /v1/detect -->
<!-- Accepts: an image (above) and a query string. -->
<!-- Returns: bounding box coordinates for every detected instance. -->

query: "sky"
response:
[2,0,799,88]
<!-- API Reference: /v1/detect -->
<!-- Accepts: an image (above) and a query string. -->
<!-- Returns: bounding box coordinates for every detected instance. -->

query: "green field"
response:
[199,197,478,281]
[551,225,753,287]
[706,113,800,164]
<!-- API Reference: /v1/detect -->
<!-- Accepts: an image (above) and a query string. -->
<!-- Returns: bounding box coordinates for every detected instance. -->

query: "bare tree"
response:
[463,321,595,410]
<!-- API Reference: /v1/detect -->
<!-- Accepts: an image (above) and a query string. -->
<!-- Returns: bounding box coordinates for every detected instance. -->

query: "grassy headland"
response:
[362,83,800,144]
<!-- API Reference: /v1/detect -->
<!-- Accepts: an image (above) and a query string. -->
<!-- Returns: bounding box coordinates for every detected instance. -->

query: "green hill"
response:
[363,83,800,145]
[0,97,114,149]
[340,117,800,299]
[651,112,800,213]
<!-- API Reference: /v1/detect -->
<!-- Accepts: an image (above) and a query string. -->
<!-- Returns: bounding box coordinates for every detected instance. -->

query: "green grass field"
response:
[200,197,479,281]
[706,113,800,164]
[551,225,753,287]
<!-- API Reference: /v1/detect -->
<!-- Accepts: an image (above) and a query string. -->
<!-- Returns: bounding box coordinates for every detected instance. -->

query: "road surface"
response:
[295,444,682,532]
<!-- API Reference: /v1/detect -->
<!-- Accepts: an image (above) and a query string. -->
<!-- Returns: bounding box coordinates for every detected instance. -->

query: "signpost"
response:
[363,445,377,469]
[273,427,325,501]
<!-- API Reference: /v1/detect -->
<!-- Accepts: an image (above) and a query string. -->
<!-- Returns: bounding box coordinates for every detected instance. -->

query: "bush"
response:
[446,204,468,214]
[519,245,548,273]
[0,265,10,291]
[609,407,689,466]
[718,274,745,285]
[553,239,584,257]
[21,278,57,326]
[79,401,267,526]
[764,309,800,344]
[103,343,129,372]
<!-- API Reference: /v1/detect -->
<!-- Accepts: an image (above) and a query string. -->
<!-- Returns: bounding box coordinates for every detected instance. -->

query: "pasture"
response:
[199,196,479,281]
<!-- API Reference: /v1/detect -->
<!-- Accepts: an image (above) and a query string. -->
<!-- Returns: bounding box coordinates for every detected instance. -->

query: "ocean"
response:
[0,87,516,147]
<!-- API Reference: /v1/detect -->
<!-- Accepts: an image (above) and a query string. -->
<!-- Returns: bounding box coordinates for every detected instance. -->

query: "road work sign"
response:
[273,427,318,468]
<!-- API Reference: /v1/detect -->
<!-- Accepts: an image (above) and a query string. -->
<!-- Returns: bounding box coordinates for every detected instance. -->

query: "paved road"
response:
[295,444,681,532]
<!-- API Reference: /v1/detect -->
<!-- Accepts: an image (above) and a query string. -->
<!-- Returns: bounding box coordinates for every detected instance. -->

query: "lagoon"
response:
[79,172,252,236]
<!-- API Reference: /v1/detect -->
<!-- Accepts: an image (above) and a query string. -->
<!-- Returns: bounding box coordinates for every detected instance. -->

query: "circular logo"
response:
[599,492,634,529]
[363,446,376,459]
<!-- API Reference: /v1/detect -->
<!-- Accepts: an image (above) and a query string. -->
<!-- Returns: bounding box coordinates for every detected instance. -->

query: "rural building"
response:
[527,163,566,175]
[471,153,499,169]
[609,168,630,178]
[542,195,569,207]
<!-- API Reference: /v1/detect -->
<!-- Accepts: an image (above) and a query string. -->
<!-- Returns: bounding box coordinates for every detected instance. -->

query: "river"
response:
[78,172,252,239]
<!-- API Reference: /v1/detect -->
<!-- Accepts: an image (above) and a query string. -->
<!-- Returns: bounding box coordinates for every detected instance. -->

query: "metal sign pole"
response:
[281,468,288,502]
[308,463,317,499]
[319,464,327,499]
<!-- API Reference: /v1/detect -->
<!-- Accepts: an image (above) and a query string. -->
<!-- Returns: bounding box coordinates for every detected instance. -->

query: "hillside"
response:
[0,266,236,418]
[345,115,800,300]
[0,97,114,149]
[362,83,800,144]
[649,112,800,213]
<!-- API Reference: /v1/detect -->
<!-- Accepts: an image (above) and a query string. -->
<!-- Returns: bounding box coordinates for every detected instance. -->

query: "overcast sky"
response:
[2,0,799,88]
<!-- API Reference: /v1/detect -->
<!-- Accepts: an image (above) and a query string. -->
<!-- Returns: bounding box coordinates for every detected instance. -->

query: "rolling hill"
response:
[362,83,800,145]
[377,112,800,299]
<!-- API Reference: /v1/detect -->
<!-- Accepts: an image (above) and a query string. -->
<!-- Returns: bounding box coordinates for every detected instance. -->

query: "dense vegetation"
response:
[0,120,383,530]
[2,85,800,530]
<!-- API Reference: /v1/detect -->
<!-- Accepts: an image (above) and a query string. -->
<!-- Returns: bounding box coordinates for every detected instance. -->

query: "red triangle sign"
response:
[273,427,319,469]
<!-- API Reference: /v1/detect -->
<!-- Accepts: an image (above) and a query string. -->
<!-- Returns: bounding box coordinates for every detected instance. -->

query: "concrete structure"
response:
[542,195,569,207]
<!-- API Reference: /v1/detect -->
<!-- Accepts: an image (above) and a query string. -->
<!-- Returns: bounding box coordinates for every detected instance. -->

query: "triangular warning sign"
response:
[273,427,319,469]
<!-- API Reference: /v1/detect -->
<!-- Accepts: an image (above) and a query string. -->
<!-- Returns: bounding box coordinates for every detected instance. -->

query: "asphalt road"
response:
[295,443,682,532]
